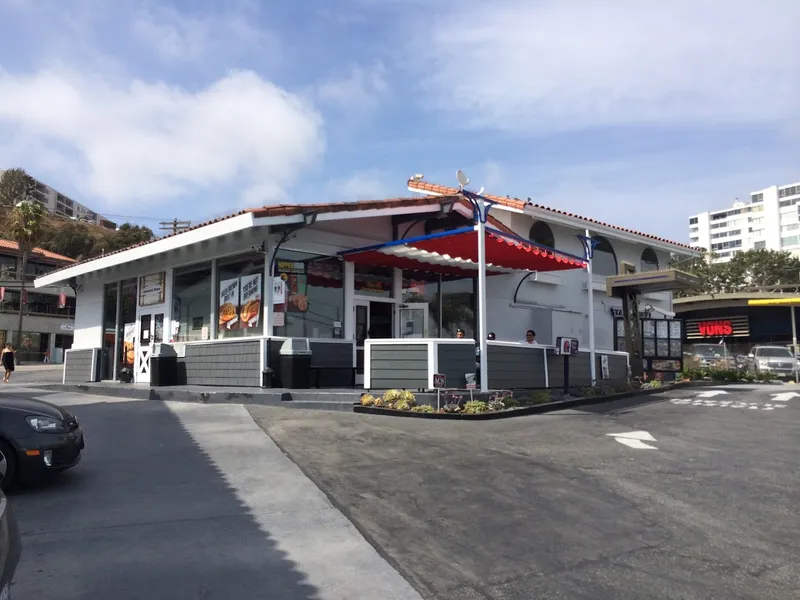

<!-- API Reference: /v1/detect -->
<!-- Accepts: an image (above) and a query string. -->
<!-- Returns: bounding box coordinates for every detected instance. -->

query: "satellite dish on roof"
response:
[456,169,469,189]
[478,187,484,195]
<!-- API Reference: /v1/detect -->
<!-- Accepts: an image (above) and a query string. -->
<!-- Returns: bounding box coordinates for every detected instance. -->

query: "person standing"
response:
[2,343,15,384]
[520,330,538,345]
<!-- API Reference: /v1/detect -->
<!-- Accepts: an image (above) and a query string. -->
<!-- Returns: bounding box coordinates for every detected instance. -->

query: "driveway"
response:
[2,387,422,600]
[249,385,800,600]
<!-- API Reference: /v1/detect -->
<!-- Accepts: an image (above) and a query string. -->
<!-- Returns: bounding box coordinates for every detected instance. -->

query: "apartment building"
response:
[0,170,116,229]
[0,239,76,363]
[689,182,800,263]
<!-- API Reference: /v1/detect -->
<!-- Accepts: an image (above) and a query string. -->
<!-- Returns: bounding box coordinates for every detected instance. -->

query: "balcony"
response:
[0,302,75,319]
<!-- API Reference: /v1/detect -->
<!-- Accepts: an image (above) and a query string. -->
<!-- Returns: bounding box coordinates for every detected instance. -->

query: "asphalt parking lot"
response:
[249,384,800,600]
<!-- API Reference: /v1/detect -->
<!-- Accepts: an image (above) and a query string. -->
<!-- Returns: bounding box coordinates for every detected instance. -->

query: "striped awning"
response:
[340,226,586,276]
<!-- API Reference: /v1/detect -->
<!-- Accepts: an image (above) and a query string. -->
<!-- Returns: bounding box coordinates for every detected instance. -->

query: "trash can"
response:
[279,338,312,389]
[150,344,177,387]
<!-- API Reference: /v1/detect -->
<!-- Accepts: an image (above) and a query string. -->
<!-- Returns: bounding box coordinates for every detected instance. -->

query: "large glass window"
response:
[101,282,118,379]
[273,250,344,338]
[217,253,264,339]
[592,236,618,276]
[354,264,393,298]
[440,277,475,338]
[172,263,212,342]
[640,248,659,272]
[0,256,17,279]
[117,278,137,375]
[11,331,47,362]
[402,272,440,337]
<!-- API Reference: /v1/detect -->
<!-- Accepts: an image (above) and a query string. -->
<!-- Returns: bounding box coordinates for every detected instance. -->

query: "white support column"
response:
[393,267,403,337]
[792,306,798,383]
[264,237,275,337]
[586,228,597,386]
[477,201,489,393]
[344,261,355,341]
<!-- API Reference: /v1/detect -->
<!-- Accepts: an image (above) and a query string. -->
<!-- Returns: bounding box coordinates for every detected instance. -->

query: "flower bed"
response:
[359,389,530,415]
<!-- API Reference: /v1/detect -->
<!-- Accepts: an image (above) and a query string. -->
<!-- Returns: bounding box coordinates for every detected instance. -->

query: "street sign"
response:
[433,373,446,389]
[554,337,579,356]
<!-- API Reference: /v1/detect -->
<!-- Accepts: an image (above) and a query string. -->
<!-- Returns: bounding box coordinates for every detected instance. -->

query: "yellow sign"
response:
[747,297,800,306]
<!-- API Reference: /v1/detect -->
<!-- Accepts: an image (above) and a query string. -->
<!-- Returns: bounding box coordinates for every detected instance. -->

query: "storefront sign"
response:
[239,273,262,329]
[610,307,652,319]
[60,323,74,331]
[218,278,240,330]
[276,260,305,274]
[139,272,165,306]
[685,316,749,339]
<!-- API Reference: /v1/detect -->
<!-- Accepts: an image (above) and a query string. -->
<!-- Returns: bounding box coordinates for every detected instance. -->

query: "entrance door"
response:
[355,300,369,385]
[399,303,429,338]
[134,310,165,384]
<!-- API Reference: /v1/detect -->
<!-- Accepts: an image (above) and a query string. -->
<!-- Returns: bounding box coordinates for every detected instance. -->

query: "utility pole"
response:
[159,218,191,235]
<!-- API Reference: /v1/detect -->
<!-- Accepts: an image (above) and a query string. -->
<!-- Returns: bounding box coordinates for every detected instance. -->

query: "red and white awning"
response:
[340,227,586,275]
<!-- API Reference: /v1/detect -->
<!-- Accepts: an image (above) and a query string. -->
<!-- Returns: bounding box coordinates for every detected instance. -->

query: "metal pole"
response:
[792,306,798,383]
[585,229,597,386]
[477,199,489,392]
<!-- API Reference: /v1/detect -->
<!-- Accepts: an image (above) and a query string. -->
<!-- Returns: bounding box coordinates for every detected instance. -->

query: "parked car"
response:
[0,487,21,600]
[0,397,85,491]
[686,343,736,370]
[746,345,798,380]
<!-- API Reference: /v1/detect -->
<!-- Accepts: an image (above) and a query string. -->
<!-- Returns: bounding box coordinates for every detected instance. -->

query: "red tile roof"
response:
[0,239,76,264]
[407,179,694,250]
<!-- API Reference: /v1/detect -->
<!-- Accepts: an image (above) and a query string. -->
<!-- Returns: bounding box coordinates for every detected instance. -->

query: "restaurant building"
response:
[1,240,76,363]
[34,178,697,389]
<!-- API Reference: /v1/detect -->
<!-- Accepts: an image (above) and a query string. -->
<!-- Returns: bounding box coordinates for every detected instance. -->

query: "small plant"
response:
[442,402,462,413]
[382,389,403,408]
[579,386,600,397]
[360,394,376,406]
[641,379,663,389]
[523,390,551,405]
[372,396,386,407]
[502,396,519,408]
[411,404,435,413]
[394,390,417,411]
[487,399,505,412]
[756,371,773,382]
[462,400,490,414]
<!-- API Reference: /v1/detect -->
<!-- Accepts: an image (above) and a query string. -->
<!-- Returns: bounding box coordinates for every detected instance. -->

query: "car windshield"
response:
[694,345,727,357]
[756,347,793,358]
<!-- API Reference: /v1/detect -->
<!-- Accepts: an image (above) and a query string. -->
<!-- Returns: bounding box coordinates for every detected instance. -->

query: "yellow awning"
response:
[748,297,800,306]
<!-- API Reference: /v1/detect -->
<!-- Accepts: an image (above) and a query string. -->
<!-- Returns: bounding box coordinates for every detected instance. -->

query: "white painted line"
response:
[607,431,656,441]
[614,438,658,449]
[748,405,759,409]
[771,392,800,402]
[697,390,728,398]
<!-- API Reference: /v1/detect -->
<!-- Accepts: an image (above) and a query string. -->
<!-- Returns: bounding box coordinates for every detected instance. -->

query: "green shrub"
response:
[360,394,376,406]
[411,404,435,413]
[522,390,552,405]
[502,396,520,408]
[462,400,490,414]
[487,399,505,412]
[756,371,774,382]
[382,389,403,407]
[395,398,416,411]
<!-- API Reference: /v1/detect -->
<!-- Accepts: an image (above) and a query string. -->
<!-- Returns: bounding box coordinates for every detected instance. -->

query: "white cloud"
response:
[0,68,325,208]
[316,62,388,112]
[327,169,394,200]
[413,0,800,133]
[130,4,277,64]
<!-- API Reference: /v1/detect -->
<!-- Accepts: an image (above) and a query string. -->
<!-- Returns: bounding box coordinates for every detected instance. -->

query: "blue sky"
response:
[0,0,798,241]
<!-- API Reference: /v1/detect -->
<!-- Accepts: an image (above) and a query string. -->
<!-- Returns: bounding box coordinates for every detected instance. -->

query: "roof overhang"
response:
[34,212,256,287]
[606,269,701,297]
[340,226,586,276]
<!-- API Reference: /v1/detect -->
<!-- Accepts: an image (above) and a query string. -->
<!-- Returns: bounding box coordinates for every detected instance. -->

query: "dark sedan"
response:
[0,397,84,491]
[0,488,21,600]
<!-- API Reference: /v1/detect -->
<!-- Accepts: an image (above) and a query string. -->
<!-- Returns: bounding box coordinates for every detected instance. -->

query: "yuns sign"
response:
[685,316,749,340]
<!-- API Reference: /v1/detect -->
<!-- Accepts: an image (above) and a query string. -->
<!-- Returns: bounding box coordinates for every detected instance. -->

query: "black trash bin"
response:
[279,339,312,389]
[150,345,177,387]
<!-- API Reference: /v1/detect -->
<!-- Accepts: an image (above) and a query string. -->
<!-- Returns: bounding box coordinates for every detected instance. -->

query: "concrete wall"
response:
[176,339,261,387]
[63,348,96,384]
[547,350,628,388]
[485,344,547,389]
[73,279,104,349]
[367,343,428,390]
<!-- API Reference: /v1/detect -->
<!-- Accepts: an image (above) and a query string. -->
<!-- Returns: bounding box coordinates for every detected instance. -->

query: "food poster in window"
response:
[239,273,262,329]
[123,323,136,367]
[218,278,240,329]
[277,262,308,313]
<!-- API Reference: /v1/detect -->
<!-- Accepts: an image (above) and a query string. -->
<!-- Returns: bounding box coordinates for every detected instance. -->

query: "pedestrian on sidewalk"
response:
[2,343,15,384]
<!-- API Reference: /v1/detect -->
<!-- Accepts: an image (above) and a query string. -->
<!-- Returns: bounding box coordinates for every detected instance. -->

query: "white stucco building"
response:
[34,179,698,389]
[689,181,800,262]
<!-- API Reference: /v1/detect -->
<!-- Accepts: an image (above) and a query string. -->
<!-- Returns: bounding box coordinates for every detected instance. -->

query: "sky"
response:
[0,0,798,242]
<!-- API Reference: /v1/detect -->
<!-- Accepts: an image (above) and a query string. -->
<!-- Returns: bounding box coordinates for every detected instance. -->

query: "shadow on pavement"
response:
[10,399,320,600]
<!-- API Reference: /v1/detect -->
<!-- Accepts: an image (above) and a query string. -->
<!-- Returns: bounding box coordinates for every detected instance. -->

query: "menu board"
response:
[218,278,240,330]
[139,272,165,306]
[239,274,262,329]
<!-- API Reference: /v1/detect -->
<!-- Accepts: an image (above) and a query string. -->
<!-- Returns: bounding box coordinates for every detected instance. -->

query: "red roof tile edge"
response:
[0,239,76,264]
[407,179,694,250]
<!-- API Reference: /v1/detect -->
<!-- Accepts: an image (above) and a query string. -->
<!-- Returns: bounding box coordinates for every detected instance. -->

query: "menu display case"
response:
[614,318,684,372]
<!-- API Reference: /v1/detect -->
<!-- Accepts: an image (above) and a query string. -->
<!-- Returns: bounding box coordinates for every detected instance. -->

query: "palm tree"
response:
[9,198,47,362]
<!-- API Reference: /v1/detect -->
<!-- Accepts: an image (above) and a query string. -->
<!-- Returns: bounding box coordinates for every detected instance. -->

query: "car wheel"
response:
[0,440,19,492]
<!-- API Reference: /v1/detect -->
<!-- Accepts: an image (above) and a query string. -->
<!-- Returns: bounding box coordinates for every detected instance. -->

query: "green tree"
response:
[105,223,154,252]
[0,168,35,208]
[39,221,99,261]
[727,249,800,288]
[9,199,48,359]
